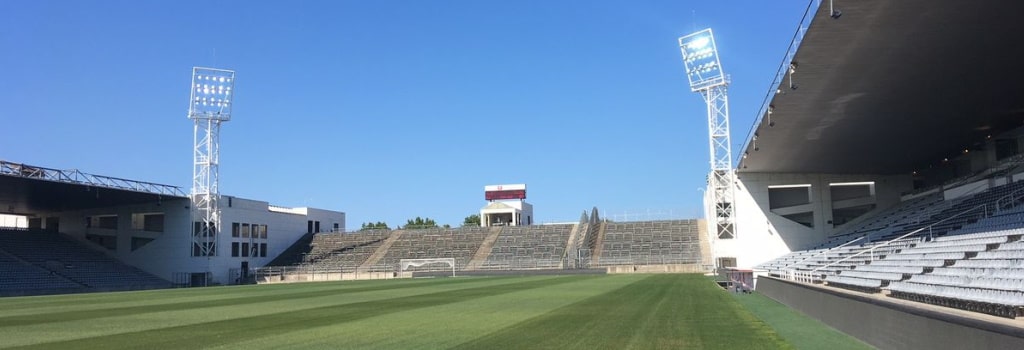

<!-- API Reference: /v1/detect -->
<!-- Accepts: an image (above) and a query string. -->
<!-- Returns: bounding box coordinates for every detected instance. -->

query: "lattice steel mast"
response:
[187,67,235,257]
[679,29,736,240]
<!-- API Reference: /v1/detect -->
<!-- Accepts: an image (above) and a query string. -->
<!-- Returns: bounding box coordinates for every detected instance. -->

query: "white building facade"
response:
[38,195,344,285]
[710,172,912,269]
[480,184,533,226]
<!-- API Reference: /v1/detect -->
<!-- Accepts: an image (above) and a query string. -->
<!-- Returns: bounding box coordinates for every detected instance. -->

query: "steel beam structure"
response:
[679,29,736,241]
[187,67,235,257]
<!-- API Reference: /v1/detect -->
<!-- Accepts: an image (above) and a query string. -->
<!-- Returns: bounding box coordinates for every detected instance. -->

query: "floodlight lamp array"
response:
[678,30,725,90]
[687,61,719,75]
[188,68,235,120]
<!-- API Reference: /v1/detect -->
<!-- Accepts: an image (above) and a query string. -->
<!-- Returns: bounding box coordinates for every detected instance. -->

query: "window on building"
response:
[86,234,116,250]
[143,214,164,232]
[193,221,217,238]
[830,182,877,227]
[241,243,249,257]
[131,213,165,232]
[768,184,814,229]
[232,242,240,257]
[192,241,216,257]
[131,237,154,251]
[241,223,250,238]
[90,215,118,230]
[260,243,267,257]
[232,222,240,238]
[259,224,267,239]
[717,257,737,268]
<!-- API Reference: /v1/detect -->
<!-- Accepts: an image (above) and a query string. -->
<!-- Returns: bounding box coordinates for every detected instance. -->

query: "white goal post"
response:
[399,258,456,277]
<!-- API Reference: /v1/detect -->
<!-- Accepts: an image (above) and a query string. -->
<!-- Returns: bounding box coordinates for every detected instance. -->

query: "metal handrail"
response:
[803,201,994,280]
[736,0,821,165]
[794,182,1024,281]
[778,235,866,272]
[994,186,1024,214]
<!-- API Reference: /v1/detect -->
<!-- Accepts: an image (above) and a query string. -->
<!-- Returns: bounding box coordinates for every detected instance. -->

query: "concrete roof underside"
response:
[0,175,187,215]
[738,1,1024,174]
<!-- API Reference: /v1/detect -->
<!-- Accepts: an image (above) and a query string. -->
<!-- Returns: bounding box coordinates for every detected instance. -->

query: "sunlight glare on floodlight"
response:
[688,36,710,50]
[678,28,726,92]
[188,67,235,121]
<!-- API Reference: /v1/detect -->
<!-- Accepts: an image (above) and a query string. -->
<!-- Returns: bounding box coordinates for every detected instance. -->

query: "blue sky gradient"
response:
[0,1,811,228]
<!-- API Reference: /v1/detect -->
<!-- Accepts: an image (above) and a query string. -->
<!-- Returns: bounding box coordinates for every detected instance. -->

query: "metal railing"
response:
[793,200,1006,282]
[0,160,186,197]
[736,0,821,164]
[994,186,1024,215]
[782,182,1024,283]
[774,234,867,274]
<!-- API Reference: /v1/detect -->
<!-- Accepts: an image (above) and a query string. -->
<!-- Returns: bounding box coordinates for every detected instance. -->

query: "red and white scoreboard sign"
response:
[485,184,526,201]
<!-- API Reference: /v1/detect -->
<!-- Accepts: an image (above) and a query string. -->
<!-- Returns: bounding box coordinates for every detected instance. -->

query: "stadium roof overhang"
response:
[0,161,188,215]
[738,1,1024,174]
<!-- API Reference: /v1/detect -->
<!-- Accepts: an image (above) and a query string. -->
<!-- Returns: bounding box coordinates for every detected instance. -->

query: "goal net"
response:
[399,258,456,277]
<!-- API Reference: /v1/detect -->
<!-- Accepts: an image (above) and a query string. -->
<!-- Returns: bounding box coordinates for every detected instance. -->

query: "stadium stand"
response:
[361,226,490,271]
[595,220,702,267]
[477,224,573,270]
[264,210,705,275]
[0,228,171,295]
[0,249,82,295]
[757,171,1024,317]
[271,229,390,271]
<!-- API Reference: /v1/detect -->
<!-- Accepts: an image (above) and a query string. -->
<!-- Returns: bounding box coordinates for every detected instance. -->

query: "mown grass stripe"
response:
[452,274,792,350]
[0,278,454,314]
[2,276,537,348]
[9,275,594,349]
[213,275,648,349]
[0,277,492,327]
[731,292,874,350]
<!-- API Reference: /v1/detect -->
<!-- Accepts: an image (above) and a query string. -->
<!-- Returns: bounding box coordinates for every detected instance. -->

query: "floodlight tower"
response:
[187,67,235,257]
[678,29,736,242]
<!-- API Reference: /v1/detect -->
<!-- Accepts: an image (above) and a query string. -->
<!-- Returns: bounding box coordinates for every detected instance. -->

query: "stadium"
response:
[3,1,1024,349]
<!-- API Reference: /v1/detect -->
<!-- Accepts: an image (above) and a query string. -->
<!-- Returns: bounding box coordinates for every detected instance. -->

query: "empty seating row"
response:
[915,236,1008,248]
[480,225,573,270]
[595,220,701,267]
[825,275,882,288]
[888,281,1024,317]
[0,229,171,295]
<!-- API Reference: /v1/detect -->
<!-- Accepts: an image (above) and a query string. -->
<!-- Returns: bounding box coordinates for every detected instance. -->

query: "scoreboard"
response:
[484,184,526,201]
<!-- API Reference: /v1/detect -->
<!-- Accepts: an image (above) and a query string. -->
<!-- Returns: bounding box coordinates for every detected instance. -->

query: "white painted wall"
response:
[711,172,913,269]
[480,200,534,226]
[41,195,344,284]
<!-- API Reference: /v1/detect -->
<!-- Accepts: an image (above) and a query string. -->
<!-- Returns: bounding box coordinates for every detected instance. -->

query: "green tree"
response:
[403,217,438,229]
[360,221,389,231]
[463,214,481,227]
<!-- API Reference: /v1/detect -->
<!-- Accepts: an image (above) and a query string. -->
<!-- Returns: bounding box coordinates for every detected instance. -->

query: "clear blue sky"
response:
[0,1,811,228]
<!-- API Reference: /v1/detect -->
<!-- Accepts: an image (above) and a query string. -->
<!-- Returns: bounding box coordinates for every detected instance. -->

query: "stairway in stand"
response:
[464,227,504,270]
[358,230,404,271]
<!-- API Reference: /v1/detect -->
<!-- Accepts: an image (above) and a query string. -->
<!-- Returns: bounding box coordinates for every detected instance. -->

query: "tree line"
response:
[359,214,482,231]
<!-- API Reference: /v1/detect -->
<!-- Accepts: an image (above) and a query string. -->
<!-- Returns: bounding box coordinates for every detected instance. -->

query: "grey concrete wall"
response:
[758,277,1024,350]
[412,269,606,278]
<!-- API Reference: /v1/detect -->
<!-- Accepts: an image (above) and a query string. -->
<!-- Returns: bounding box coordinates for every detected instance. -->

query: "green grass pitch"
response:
[0,274,869,349]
